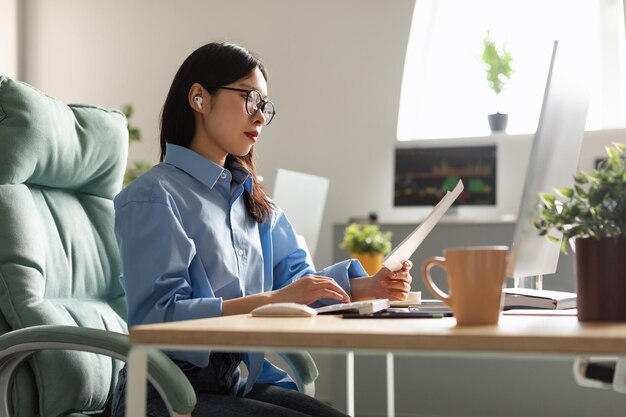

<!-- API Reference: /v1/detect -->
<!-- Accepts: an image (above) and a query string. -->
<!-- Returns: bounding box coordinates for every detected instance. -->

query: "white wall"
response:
[0,0,19,78]
[17,1,626,414]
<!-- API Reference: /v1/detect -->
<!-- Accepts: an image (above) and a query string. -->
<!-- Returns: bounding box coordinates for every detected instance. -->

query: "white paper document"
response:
[382,180,464,271]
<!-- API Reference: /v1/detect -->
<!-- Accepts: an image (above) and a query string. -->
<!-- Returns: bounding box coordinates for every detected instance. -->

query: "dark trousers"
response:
[111,352,348,417]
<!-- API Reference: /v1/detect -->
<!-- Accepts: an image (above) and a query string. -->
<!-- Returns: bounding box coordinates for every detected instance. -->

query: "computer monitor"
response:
[393,145,497,207]
[506,41,590,285]
[271,169,329,258]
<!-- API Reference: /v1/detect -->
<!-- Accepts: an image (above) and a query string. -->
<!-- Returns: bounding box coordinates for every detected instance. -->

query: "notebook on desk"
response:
[503,288,577,310]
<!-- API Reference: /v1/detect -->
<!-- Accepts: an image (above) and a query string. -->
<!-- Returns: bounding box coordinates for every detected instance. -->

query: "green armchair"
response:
[0,76,317,417]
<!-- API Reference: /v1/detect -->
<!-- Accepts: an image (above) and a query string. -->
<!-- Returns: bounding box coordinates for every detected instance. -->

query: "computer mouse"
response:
[251,302,318,317]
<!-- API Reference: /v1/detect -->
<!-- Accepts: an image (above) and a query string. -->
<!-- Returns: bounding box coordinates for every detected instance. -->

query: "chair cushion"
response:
[0,78,125,199]
[0,77,128,416]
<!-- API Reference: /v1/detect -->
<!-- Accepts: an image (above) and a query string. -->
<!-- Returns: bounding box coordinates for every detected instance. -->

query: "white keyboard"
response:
[315,298,390,315]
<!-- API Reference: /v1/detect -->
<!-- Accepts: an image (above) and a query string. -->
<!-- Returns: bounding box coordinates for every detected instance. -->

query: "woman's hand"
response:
[270,275,351,305]
[222,275,350,315]
[351,261,413,301]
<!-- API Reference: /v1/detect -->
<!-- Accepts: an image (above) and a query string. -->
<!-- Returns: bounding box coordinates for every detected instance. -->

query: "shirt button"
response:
[237,249,244,256]
[220,173,227,180]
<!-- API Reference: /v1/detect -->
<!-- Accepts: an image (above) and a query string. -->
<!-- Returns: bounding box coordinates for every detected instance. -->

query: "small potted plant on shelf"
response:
[340,223,392,275]
[534,142,626,321]
[482,31,513,133]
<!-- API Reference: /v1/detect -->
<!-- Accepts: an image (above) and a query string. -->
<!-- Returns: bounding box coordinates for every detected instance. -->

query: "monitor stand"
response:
[513,274,543,290]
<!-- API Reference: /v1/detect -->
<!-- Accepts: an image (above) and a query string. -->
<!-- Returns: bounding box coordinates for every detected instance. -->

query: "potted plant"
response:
[534,142,626,321]
[121,104,153,185]
[482,32,513,133]
[340,223,392,275]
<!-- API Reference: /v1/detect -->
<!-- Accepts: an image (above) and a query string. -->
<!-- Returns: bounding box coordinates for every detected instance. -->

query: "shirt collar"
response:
[164,144,253,193]
[226,159,254,195]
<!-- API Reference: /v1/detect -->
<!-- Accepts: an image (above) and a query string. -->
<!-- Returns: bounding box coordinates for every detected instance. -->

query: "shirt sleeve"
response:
[268,208,368,304]
[114,197,222,326]
[269,209,315,290]
[315,259,368,300]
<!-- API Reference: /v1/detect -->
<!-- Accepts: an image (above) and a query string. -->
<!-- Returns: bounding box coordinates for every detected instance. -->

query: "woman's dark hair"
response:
[160,42,274,223]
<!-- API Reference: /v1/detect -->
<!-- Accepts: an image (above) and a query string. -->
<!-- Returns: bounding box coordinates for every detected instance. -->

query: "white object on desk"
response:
[382,180,463,271]
[315,298,390,315]
[251,299,392,317]
[251,303,318,317]
[503,288,577,310]
[389,291,421,307]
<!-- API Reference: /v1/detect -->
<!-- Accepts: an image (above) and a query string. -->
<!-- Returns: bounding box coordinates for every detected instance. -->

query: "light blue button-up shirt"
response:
[114,143,367,388]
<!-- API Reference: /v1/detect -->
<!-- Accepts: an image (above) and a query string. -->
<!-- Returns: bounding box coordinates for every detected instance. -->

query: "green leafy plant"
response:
[124,160,153,185]
[534,143,626,252]
[122,104,153,186]
[482,32,513,96]
[339,223,392,255]
[121,104,141,143]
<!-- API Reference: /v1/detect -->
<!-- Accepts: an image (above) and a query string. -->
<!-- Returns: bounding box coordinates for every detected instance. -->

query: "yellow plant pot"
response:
[352,252,384,275]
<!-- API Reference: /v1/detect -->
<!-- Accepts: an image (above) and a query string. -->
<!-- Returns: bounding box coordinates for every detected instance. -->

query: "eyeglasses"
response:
[217,86,276,126]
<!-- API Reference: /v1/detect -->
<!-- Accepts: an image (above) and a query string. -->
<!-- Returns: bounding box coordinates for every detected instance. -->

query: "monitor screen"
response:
[394,145,497,206]
[507,41,590,279]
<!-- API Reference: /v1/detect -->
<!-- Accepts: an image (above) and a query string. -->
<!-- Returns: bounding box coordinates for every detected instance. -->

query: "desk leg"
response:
[127,345,149,417]
[346,351,354,417]
[386,352,395,417]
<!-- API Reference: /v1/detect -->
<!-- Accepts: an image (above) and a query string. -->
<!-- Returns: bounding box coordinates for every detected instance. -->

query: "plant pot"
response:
[576,237,626,321]
[352,252,384,275]
[488,112,508,133]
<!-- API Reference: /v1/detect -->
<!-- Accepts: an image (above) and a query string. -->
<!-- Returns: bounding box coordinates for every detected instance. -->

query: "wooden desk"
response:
[127,315,626,416]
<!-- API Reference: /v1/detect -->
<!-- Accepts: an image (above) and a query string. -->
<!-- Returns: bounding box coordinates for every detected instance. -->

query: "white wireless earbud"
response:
[194,96,203,109]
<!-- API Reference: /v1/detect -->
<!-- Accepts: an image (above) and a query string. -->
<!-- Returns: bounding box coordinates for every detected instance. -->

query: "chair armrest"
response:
[277,351,319,396]
[0,325,196,416]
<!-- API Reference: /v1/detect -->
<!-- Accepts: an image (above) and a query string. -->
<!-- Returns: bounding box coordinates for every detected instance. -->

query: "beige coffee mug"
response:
[422,246,509,325]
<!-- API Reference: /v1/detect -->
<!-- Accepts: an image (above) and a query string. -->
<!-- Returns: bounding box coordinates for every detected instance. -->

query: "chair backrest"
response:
[0,76,128,416]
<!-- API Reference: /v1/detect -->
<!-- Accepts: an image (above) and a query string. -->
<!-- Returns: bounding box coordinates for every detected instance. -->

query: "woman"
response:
[112,41,412,416]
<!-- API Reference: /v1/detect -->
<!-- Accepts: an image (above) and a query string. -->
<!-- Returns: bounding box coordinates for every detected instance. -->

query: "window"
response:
[397,0,626,140]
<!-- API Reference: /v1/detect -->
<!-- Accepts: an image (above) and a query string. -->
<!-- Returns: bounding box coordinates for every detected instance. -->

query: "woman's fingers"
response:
[387,290,409,301]
[381,270,412,300]
[385,271,412,285]
[305,275,351,302]
[383,280,411,292]
[312,288,350,303]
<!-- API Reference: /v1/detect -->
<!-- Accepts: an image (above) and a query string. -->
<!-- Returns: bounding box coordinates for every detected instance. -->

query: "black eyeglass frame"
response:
[217,86,276,125]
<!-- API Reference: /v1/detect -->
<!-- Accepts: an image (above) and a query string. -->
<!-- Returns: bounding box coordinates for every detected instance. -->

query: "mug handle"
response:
[421,256,453,306]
